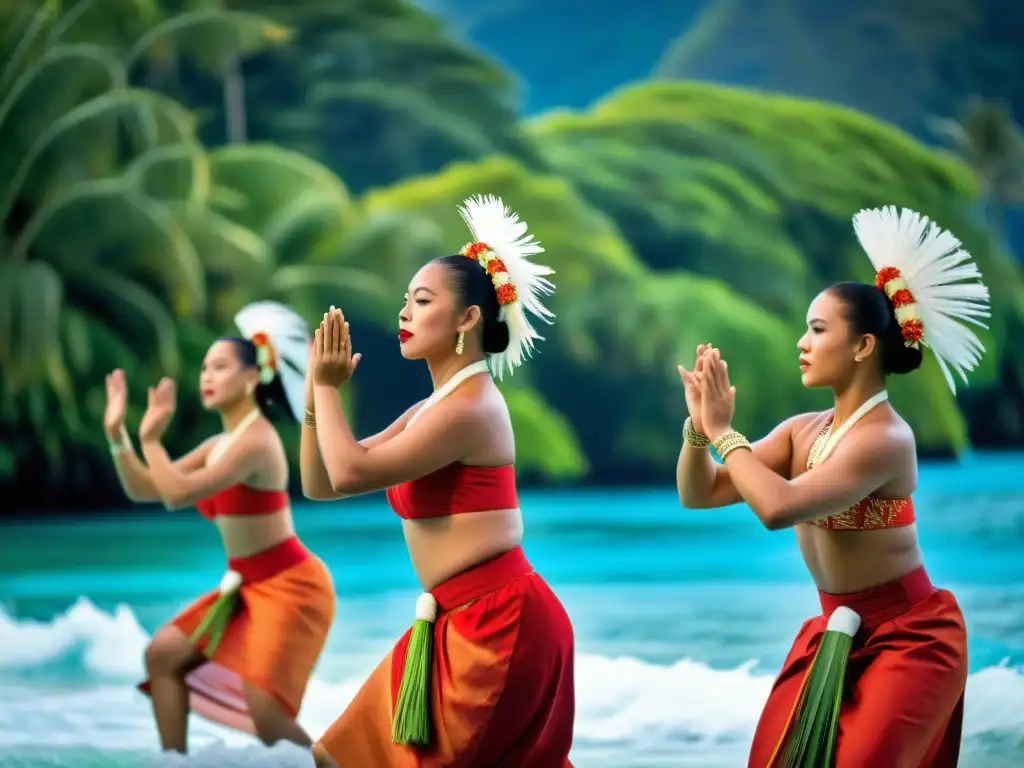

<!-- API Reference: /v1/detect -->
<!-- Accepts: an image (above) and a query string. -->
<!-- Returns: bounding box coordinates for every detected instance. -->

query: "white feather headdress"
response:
[457,195,555,379]
[234,301,309,419]
[852,206,991,392]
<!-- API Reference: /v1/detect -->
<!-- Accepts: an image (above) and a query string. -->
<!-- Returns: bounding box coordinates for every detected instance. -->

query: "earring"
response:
[455,331,465,356]
[854,356,863,363]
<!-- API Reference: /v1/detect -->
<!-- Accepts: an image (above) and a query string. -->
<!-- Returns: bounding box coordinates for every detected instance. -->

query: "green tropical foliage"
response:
[162,0,542,194]
[528,82,1024,458]
[0,2,353,503]
[2,0,1023,508]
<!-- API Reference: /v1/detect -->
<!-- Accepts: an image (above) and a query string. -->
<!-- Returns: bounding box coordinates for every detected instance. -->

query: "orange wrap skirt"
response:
[748,567,968,768]
[138,536,335,733]
[316,546,576,767]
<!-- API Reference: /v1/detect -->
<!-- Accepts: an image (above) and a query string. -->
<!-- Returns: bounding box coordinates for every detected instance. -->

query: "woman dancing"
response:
[676,206,989,768]
[302,195,575,767]
[104,301,335,753]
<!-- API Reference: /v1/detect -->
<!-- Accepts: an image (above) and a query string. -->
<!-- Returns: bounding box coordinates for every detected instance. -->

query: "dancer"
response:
[677,207,989,767]
[104,301,335,753]
[302,195,575,767]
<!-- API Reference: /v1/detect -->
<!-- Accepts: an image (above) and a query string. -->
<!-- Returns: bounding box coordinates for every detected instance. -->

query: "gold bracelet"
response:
[303,408,316,429]
[683,417,710,448]
[712,429,752,460]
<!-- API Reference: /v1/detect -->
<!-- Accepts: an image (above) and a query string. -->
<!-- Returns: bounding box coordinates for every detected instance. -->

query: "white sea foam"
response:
[0,599,1021,767]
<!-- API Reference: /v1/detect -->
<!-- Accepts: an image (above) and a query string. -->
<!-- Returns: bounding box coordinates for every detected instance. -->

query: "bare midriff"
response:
[214,508,297,559]
[797,522,924,594]
[403,508,524,590]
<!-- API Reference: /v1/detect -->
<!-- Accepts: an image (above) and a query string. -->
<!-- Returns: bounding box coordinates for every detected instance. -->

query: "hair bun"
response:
[880,305,924,375]
[482,319,510,354]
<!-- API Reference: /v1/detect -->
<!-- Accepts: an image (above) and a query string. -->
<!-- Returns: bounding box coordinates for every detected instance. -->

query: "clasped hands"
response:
[677,343,736,441]
[310,305,361,389]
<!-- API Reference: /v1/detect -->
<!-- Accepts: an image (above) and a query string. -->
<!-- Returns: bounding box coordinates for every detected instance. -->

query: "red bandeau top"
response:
[805,413,917,531]
[386,463,518,520]
[811,497,916,531]
[195,484,289,521]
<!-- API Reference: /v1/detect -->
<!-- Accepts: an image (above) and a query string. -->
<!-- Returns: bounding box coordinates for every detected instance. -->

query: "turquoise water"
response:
[1,453,1023,767]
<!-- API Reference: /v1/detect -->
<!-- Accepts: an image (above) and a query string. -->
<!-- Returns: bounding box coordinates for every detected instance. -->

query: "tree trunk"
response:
[223,52,246,144]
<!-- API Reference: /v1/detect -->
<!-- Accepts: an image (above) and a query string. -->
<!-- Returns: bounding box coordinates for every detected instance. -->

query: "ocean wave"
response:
[0,599,1022,766]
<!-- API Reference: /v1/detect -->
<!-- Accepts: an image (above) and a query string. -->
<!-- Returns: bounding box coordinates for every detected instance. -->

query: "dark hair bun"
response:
[828,281,923,378]
[879,322,924,375]
[482,319,510,354]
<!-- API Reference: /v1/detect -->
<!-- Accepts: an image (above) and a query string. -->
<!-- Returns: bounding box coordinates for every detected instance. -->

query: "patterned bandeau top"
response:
[806,414,916,531]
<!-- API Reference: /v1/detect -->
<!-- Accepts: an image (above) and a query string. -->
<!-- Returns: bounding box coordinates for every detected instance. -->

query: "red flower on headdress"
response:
[250,332,278,371]
[496,283,518,305]
[874,266,902,289]
[875,265,923,348]
[900,319,924,344]
[461,242,518,306]
[462,242,490,260]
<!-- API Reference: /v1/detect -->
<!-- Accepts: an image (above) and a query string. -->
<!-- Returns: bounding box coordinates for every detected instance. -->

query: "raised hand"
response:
[678,344,711,433]
[696,348,736,441]
[104,369,128,441]
[312,306,362,388]
[139,377,177,442]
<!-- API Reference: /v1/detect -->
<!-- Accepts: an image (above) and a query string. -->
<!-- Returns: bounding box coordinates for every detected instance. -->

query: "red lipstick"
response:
[398,330,414,343]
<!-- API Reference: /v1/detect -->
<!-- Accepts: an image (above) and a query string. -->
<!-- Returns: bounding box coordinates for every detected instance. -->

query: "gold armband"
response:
[683,417,710,448]
[712,430,752,460]
[303,408,316,429]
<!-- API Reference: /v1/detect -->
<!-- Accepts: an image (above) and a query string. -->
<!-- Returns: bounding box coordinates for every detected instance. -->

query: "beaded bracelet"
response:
[683,417,711,448]
[711,430,752,460]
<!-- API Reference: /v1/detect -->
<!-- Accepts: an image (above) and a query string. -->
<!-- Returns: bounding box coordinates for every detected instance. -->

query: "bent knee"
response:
[144,627,201,678]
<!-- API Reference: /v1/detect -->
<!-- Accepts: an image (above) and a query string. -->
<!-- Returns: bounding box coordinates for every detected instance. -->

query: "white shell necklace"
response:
[406,359,490,429]
[208,407,261,466]
[807,389,889,469]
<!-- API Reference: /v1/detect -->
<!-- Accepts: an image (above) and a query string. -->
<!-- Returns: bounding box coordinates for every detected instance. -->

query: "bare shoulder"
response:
[461,376,514,462]
[842,407,916,465]
[243,418,286,462]
[481,376,516,424]
[871,407,916,453]
[886,407,916,443]
[247,418,289,486]
[440,376,511,439]
[412,376,508,445]
[440,386,497,429]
